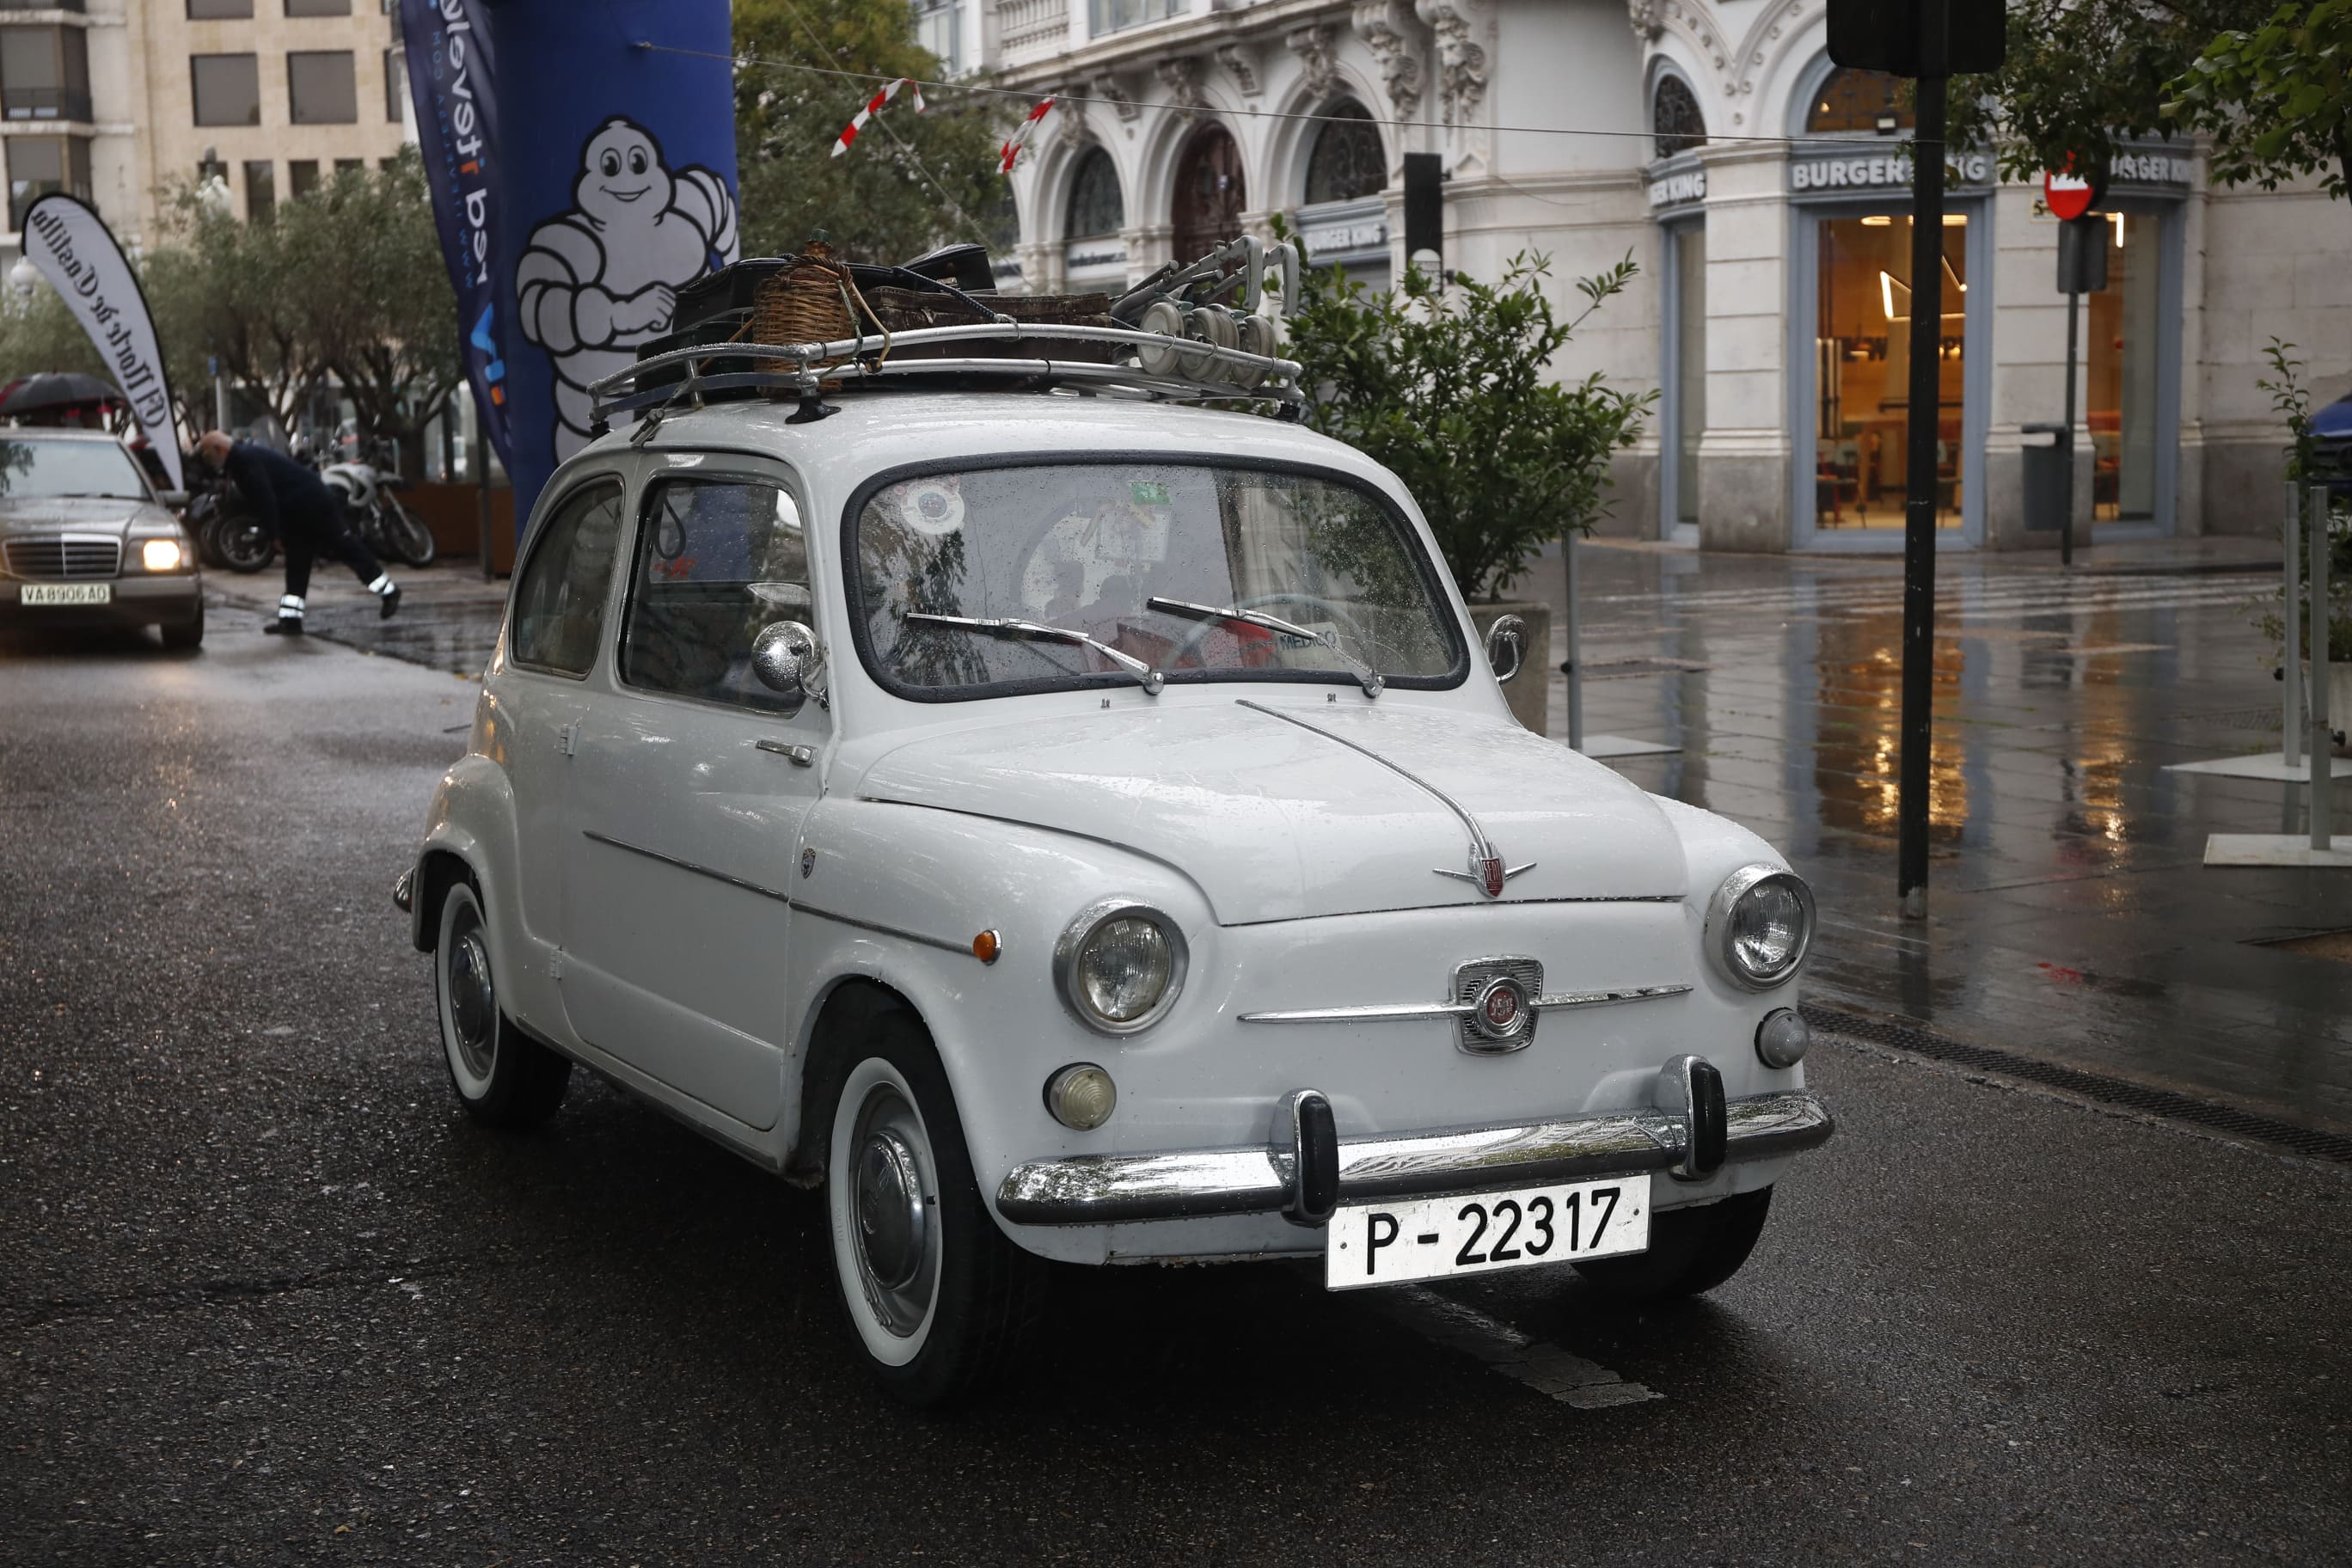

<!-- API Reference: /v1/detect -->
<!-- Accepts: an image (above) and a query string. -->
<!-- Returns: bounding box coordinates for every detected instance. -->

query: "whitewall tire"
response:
[434,880,570,1128]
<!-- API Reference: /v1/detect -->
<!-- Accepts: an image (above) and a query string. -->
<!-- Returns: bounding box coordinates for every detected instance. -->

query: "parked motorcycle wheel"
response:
[216,516,277,573]
[379,493,437,567]
[193,511,231,569]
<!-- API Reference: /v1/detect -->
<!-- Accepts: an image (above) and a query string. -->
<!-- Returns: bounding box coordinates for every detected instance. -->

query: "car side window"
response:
[619,476,810,714]
[510,481,624,677]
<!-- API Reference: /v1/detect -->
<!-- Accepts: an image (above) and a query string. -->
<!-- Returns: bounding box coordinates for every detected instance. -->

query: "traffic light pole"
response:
[1896,0,1948,919]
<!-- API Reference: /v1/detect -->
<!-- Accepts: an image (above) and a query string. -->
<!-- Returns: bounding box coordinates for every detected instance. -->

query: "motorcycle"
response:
[318,431,436,568]
[186,469,276,574]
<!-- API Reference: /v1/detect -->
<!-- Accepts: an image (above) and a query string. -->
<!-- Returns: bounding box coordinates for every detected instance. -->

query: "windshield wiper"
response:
[1146,596,1383,697]
[905,612,1165,695]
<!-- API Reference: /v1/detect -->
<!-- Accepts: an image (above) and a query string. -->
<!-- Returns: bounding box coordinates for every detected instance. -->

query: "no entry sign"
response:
[2043,167,2096,221]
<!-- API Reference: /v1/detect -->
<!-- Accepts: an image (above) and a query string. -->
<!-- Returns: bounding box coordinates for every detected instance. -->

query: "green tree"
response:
[152,180,327,436]
[732,0,1010,263]
[1278,248,1655,602]
[2166,0,2352,197]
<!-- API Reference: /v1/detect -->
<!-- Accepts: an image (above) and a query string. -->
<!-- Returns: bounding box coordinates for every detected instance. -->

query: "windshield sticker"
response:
[897,478,965,536]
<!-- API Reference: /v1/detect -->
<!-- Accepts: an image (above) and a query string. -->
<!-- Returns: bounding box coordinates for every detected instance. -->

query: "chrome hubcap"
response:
[445,923,496,1081]
[846,1087,938,1338]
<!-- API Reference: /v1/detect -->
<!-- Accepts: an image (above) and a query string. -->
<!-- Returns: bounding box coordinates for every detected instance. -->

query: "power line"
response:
[634,39,1949,153]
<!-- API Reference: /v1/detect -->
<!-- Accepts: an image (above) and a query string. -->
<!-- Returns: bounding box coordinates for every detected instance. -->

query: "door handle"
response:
[756,738,815,767]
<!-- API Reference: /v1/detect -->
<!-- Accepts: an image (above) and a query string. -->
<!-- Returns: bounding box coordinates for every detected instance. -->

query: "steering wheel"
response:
[1165,590,1369,671]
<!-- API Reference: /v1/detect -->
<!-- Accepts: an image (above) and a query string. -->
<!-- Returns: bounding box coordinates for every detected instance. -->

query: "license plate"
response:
[1326,1175,1651,1290]
[20,582,111,606]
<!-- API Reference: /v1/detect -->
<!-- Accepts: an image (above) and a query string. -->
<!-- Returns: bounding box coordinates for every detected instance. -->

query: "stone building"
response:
[936,0,2349,550]
[2,0,410,259]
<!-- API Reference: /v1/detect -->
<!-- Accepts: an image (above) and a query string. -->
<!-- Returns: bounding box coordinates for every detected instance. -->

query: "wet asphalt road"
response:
[3,626,2349,1566]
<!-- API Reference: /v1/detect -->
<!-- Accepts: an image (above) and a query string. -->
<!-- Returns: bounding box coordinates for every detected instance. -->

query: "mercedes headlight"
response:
[1053,898,1187,1034]
[1706,865,1815,989]
[139,537,183,572]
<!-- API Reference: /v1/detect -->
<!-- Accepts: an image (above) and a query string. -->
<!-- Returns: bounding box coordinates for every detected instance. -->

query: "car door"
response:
[496,475,628,957]
[559,462,826,1131]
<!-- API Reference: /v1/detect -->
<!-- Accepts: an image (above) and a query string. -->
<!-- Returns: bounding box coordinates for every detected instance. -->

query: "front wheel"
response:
[217,515,276,573]
[434,880,569,1128]
[380,493,437,567]
[823,1013,1043,1406]
[159,601,204,651]
[1572,1185,1773,1305]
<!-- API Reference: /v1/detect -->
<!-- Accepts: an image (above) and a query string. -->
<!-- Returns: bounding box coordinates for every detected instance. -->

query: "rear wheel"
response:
[823,1010,1043,1406]
[434,880,569,1128]
[217,515,275,573]
[1572,1186,1773,1304]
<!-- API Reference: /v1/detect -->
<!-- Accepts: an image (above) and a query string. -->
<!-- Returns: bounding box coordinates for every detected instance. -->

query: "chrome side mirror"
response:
[1484,614,1527,684]
[750,620,823,715]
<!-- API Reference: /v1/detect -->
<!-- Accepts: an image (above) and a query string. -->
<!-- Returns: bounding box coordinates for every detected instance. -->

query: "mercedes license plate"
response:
[1326,1175,1651,1290]
[21,582,110,606]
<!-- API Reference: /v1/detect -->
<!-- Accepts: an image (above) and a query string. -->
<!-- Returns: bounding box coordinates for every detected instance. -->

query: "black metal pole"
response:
[1897,0,1949,919]
[2061,285,2079,567]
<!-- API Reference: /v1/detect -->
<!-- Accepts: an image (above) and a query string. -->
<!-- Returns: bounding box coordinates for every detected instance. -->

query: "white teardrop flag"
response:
[19,193,183,490]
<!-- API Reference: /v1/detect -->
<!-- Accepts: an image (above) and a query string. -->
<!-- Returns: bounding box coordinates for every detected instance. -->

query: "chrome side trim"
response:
[793,902,976,958]
[580,830,793,903]
[1235,699,1508,889]
[995,1088,1834,1225]
[1240,983,1693,1025]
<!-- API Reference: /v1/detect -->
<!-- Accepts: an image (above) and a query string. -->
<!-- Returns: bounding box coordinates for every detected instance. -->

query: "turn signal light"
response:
[1755,1008,1811,1069]
[972,928,1001,965]
[141,538,183,572]
[1044,1063,1117,1130]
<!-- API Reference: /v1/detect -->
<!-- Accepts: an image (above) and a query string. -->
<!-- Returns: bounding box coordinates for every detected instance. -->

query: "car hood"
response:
[855,700,1688,925]
[0,497,156,534]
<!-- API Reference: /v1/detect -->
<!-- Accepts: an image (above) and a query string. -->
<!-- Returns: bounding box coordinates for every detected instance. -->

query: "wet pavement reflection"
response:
[1538,539,2352,1136]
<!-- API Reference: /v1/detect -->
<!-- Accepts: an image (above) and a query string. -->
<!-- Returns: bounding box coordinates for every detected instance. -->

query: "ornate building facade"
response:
[949,0,2345,549]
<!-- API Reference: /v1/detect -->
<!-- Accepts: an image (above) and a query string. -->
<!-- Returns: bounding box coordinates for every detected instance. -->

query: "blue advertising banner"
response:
[489,0,739,524]
[400,0,511,476]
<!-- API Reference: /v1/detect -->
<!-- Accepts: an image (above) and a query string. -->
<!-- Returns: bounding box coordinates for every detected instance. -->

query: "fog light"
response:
[1755,1008,1810,1069]
[1044,1063,1117,1130]
[141,537,183,572]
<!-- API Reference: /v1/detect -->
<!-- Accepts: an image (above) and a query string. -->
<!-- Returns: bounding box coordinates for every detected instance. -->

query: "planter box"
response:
[405,482,517,573]
[1468,600,1552,737]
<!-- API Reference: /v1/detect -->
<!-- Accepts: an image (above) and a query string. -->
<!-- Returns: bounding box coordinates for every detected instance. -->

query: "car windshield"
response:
[849,462,1463,699]
[0,438,150,501]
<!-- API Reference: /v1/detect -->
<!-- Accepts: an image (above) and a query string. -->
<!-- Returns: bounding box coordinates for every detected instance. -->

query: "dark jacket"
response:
[222,440,338,540]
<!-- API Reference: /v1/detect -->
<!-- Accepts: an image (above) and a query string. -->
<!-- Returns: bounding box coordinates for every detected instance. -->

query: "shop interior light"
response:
[2112,211,2125,248]
[1860,215,1892,227]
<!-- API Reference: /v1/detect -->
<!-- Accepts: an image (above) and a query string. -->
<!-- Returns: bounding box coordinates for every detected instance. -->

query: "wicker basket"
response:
[748,245,887,394]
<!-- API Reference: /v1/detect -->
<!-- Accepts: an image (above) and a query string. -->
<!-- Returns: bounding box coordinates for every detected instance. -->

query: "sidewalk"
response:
[1536,535,2352,1139]
[204,556,508,677]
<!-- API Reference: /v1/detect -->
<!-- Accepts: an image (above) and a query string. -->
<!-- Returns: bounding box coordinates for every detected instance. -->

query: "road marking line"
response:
[1370,1285,1663,1409]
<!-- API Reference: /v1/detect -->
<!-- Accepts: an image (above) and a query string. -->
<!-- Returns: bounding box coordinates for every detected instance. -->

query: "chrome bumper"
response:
[995,1077,1833,1228]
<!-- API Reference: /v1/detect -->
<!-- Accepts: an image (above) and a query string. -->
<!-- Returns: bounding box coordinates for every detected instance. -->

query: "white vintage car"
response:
[396,307,1830,1405]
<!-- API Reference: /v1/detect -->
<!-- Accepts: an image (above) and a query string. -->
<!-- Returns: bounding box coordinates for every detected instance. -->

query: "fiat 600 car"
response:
[396,281,1832,1404]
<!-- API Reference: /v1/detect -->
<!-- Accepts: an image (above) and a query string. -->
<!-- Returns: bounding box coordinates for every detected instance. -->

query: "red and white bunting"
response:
[997,95,1056,175]
[831,77,927,158]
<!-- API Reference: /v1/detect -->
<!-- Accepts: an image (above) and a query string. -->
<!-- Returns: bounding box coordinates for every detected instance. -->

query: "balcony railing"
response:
[997,0,1069,61]
[3,86,94,122]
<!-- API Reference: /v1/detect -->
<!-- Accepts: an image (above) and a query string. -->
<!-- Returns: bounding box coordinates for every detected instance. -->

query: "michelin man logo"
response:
[516,117,739,462]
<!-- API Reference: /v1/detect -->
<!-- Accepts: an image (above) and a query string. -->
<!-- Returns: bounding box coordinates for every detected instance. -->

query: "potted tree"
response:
[1278,241,1654,735]
[2254,340,2352,753]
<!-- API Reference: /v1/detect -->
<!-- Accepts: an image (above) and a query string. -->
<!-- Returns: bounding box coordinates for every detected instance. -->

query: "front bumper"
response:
[0,574,201,628]
[997,1059,1831,1227]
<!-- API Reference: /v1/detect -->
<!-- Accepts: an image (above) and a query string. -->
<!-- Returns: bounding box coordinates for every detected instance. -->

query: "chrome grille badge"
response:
[1455,957,1544,1053]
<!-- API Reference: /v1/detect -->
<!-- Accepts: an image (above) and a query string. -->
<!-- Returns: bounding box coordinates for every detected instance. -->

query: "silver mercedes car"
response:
[0,430,200,647]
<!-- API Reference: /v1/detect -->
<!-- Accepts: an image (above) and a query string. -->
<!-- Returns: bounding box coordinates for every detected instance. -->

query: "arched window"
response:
[1806,67,1910,133]
[1303,99,1386,205]
[1065,147,1124,240]
[1651,75,1706,159]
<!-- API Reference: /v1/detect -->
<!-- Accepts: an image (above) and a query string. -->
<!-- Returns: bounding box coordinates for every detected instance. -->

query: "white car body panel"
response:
[410,391,1824,1266]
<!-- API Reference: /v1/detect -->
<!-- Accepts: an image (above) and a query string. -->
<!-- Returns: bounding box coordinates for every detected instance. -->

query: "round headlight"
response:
[1053,898,1187,1034]
[141,537,183,572]
[1706,865,1815,989]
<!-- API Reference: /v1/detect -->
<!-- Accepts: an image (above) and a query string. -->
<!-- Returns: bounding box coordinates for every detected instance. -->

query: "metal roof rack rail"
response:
[589,319,1306,429]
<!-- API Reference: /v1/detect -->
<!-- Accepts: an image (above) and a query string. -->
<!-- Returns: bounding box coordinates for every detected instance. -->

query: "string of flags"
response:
[828,83,1057,175]
[997,95,1055,174]
[831,77,925,157]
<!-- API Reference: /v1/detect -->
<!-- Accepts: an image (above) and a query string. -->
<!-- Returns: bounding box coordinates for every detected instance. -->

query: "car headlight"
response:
[140,537,183,572]
[1053,897,1187,1034]
[1705,864,1815,989]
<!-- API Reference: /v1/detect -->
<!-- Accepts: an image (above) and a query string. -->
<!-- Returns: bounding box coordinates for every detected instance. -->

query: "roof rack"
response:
[589,319,1306,428]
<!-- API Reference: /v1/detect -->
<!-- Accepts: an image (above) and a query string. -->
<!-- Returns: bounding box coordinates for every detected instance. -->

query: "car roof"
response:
[0,427,132,444]
[572,389,1403,499]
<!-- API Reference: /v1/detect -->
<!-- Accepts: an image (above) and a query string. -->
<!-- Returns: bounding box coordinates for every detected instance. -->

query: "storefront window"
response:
[1653,76,1706,159]
[1673,225,1706,528]
[1066,147,1123,240]
[1814,214,1966,532]
[1807,68,1909,135]
[2088,211,2160,523]
[1305,101,1385,205]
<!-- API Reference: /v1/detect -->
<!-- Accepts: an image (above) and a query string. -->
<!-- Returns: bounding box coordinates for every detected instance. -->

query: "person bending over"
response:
[194,430,401,635]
